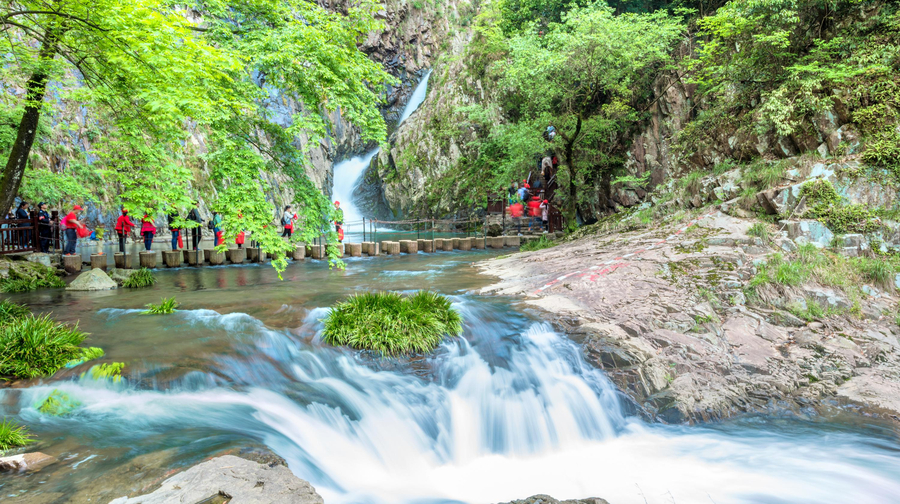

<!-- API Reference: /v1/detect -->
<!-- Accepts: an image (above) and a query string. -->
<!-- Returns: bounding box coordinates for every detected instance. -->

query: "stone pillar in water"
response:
[417,239,434,253]
[186,250,201,266]
[63,255,82,274]
[458,238,472,251]
[504,235,521,248]
[310,244,326,259]
[442,239,453,252]
[139,251,157,268]
[114,252,131,269]
[204,249,213,263]
[163,250,182,268]
[451,238,460,249]
[400,240,418,254]
[208,251,225,265]
[472,237,485,249]
[229,248,246,264]
[247,247,260,262]
[293,244,306,260]
[346,243,362,257]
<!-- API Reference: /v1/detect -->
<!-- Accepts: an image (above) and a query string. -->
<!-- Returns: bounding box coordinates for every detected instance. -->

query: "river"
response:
[1,251,899,503]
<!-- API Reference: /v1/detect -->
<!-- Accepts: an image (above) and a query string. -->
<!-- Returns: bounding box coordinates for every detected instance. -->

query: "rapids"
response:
[2,253,900,504]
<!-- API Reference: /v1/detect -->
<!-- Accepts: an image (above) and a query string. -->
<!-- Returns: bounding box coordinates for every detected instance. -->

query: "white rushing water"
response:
[14,304,900,504]
[331,70,433,228]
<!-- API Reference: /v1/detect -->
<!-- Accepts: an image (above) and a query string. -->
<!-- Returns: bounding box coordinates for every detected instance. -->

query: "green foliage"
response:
[37,389,82,416]
[1,0,394,273]
[122,268,156,288]
[498,0,590,33]
[64,346,105,368]
[801,180,881,233]
[520,236,557,251]
[0,314,87,379]
[143,297,178,315]
[0,300,30,325]
[0,418,34,452]
[788,298,826,322]
[853,256,897,290]
[84,362,125,382]
[322,291,463,355]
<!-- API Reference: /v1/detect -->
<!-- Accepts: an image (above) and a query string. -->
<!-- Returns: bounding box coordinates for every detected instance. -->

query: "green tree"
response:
[0,0,394,269]
[496,4,683,221]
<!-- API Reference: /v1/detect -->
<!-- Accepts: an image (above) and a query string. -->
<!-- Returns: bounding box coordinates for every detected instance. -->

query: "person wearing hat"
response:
[15,201,31,248]
[36,202,51,252]
[540,199,550,234]
[333,200,343,231]
[115,208,135,253]
[63,204,85,255]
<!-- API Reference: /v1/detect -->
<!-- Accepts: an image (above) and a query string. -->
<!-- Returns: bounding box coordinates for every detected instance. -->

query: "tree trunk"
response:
[0,32,59,214]
[563,116,582,226]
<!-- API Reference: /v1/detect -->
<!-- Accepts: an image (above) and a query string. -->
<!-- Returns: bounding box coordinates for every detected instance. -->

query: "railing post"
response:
[363,217,366,242]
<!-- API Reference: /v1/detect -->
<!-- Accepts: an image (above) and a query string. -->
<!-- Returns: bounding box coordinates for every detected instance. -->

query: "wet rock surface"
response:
[478,211,900,424]
[0,452,57,472]
[108,455,323,504]
[66,268,118,291]
[499,495,610,504]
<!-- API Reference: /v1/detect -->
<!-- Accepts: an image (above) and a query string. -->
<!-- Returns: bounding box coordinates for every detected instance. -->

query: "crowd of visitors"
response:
[504,151,558,235]
[4,199,346,255]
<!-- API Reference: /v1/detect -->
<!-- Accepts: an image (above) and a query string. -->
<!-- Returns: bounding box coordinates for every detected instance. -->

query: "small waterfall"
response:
[332,70,433,225]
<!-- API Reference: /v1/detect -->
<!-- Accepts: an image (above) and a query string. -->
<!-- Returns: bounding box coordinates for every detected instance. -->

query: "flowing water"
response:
[2,252,900,504]
[332,70,433,234]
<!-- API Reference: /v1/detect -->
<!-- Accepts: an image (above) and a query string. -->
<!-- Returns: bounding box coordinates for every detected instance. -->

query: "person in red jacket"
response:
[527,196,541,232]
[508,200,525,236]
[63,204,84,255]
[141,214,156,251]
[115,208,134,254]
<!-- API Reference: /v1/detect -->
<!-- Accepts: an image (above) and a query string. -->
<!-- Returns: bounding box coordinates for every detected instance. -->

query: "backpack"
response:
[281,214,291,226]
[207,220,215,230]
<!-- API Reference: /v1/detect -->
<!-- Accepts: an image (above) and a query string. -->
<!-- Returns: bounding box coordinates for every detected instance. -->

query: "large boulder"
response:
[108,455,323,504]
[66,268,118,291]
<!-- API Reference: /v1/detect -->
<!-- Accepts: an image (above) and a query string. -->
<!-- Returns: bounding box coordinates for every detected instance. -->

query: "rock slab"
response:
[109,455,323,504]
[0,452,57,472]
[66,268,117,291]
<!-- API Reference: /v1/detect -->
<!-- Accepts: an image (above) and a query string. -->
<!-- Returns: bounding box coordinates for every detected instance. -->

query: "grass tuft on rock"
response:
[520,236,556,252]
[0,418,34,452]
[83,362,125,382]
[0,266,65,293]
[123,268,156,288]
[0,314,88,379]
[322,291,463,355]
[143,297,178,315]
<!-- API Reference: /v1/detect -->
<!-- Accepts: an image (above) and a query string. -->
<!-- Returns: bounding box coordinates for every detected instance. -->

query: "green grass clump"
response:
[801,180,882,233]
[852,256,897,290]
[787,298,827,322]
[520,236,556,252]
[64,346,105,368]
[123,268,156,288]
[37,389,82,416]
[0,418,34,452]
[0,315,87,379]
[143,297,178,315]
[0,300,30,324]
[83,362,125,382]
[747,222,771,243]
[323,291,463,355]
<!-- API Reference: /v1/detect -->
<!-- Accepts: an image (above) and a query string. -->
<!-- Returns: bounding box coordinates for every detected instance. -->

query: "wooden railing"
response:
[0,212,62,254]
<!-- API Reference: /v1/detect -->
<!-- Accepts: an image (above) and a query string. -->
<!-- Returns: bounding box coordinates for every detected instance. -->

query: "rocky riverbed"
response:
[477,210,900,425]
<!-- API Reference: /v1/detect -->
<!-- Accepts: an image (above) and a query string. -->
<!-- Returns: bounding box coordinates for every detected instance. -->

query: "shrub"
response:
[0,315,87,379]
[520,236,556,252]
[322,291,463,355]
[801,180,881,233]
[0,418,34,452]
[123,268,156,288]
[37,389,82,416]
[64,346,105,368]
[143,297,178,315]
[0,300,30,325]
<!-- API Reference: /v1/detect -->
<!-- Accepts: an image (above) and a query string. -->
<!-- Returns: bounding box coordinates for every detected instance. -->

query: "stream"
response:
[1,251,900,503]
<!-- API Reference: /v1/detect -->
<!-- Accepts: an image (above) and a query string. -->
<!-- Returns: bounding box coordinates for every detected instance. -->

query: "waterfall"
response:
[331,70,433,226]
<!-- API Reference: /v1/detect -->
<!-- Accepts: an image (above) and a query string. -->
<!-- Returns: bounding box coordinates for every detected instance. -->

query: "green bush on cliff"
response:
[322,291,463,355]
[0,418,34,452]
[0,315,87,379]
[801,180,881,234]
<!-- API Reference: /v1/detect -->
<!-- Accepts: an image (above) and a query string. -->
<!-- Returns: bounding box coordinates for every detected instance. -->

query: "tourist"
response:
[527,196,541,232]
[37,202,51,252]
[168,211,181,250]
[141,214,156,251]
[508,182,518,202]
[517,182,529,202]
[540,199,549,233]
[187,202,203,250]
[333,201,344,242]
[508,199,525,236]
[281,205,296,238]
[115,208,135,254]
[211,211,223,246]
[63,204,84,255]
[15,201,30,247]
[235,212,245,248]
